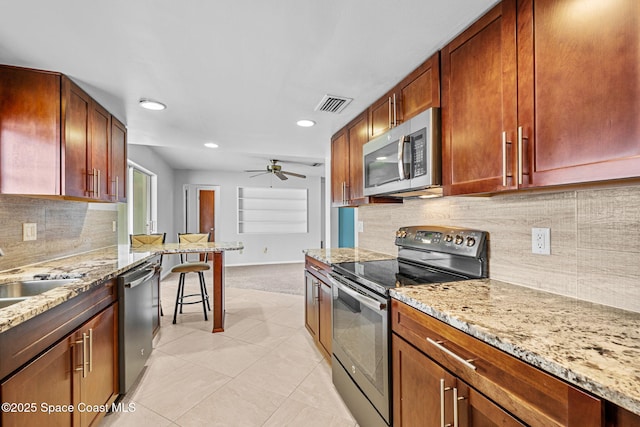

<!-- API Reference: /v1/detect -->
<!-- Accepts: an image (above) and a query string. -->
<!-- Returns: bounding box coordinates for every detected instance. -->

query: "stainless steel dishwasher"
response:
[118,257,161,393]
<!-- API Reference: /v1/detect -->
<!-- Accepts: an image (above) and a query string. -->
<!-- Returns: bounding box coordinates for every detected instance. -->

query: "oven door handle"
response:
[329,277,387,312]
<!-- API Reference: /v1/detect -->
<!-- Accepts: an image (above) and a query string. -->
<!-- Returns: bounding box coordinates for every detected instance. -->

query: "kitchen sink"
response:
[0,279,78,299]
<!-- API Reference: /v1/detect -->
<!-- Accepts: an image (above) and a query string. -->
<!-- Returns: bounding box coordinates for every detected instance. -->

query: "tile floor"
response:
[102,270,357,426]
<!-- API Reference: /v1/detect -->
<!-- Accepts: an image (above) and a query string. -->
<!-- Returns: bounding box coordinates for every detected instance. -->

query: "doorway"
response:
[183,184,220,261]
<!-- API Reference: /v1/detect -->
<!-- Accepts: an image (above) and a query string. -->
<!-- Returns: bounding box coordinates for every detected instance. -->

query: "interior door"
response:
[198,189,215,261]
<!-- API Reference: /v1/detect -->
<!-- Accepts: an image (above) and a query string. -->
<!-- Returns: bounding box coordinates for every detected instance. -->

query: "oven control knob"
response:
[351,365,356,374]
[444,234,453,243]
[466,237,476,247]
[455,235,464,245]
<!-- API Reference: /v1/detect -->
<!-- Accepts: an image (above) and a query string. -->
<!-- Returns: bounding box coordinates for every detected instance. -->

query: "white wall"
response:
[174,169,323,266]
[127,145,179,272]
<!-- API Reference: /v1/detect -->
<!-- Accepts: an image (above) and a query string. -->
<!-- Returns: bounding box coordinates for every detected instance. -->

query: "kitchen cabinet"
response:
[0,64,127,201]
[393,334,524,427]
[110,117,127,202]
[304,255,332,358]
[391,299,603,427]
[0,279,119,427]
[442,0,640,196]
[369,52,440,139]
[331,129,350,205]
[347,112,368,203]
[441,0,518,195]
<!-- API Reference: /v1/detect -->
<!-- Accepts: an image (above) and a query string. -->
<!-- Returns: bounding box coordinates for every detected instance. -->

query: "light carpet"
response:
[224,263,305,295]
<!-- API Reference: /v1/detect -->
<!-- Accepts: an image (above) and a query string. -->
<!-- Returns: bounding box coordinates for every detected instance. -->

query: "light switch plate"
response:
[358,221,364,233]
[532,227,550,255]
[23,223,37,241]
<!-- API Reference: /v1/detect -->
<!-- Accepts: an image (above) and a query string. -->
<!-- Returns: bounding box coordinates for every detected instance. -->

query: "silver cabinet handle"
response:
[74,332,89,378]
[427,337,477,371]
[502,131,508,186]
[517,126,524,185]
[125,268,155,288]
[453,387,466,427]
[392,93,397,127]
[440,378,452,427]
[388,96,392,129]
[88,328,93,373]
[97,169,101,198]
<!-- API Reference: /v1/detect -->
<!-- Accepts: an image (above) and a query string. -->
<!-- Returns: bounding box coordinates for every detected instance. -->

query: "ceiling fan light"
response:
[139,98,167,111]
[296,119,315,127]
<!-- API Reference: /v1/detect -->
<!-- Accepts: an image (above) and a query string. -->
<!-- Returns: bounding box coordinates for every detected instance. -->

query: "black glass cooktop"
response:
[332,259,469,296]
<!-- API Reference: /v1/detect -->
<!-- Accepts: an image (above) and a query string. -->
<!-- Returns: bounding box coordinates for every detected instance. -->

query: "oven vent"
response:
[314,94,353,114]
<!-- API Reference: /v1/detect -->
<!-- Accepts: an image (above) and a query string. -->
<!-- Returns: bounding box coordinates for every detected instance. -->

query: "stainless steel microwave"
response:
[363,108,441,197]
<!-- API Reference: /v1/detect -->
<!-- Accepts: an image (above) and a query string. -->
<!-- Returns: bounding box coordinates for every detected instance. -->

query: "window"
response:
[237,187,307,234]
[128,162,157,235]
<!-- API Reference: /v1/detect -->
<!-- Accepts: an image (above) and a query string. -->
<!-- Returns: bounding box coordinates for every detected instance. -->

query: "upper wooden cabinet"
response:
[518,0,640,188]
[441,1,518,195]
[0,65,127,202]
[369,52,441,139]
[442,0,640,195]
[331,129,349,205]
[347,112,368,203]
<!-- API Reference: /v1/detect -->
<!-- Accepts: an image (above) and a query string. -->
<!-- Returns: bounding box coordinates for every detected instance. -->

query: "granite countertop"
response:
[0,242,243,333]
[391,279,640,416]
[303,247,395,265]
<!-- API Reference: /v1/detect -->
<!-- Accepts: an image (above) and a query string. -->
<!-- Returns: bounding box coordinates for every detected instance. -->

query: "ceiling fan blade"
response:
[282,171,306,179]
[249,172,269,178]
[272,159,323,167]
[245,169,266,173]
[275,171,288,180]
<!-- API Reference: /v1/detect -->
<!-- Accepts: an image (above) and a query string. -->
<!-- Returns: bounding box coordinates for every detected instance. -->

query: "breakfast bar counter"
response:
[0,241,243,334]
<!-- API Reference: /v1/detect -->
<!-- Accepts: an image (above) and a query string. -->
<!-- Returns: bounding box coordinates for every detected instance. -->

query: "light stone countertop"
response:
[0,242,243,333]
[391,279,640,416]
[303,247,395,265]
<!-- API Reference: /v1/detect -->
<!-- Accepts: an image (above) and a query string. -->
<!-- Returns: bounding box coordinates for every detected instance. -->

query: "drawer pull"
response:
[427,337,477,371]
[440,379,451,427]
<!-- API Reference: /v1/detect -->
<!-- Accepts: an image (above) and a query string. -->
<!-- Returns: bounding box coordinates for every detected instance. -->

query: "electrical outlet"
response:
[263,247,268,254]
[112,221,117,232]
[531,227,550,255]
[23,223,37,241]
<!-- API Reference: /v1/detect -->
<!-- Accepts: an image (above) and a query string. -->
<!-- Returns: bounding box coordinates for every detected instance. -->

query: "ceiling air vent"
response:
[314,94,353,114]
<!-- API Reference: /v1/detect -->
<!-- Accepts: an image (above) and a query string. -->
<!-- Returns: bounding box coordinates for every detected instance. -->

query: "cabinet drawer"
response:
[391,300,602,427]
[305,256,331,282]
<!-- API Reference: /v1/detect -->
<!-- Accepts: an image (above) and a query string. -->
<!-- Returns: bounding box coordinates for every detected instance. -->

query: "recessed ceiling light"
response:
[204,142,219,148]
[296,119,316,127]
[139,99,166,111]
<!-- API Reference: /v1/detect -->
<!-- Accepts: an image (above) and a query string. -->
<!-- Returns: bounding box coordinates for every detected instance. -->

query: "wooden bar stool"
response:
[172,233,211,324]
[130,233,166,315]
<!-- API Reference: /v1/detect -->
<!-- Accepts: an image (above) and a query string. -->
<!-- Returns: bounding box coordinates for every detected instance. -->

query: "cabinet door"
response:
[347,112,368,202]
[90,102,111,201]
[369,89,397,138]
[74,303,118,427]
[304,271,319,339]
[393,334,455,427]
[318,279,332,356]
[331,130,349,205]
[518,0,640,187]
[62,78,91,198]
[456,381,525,427]
[1,336,73,427]
[0,66,61,195]
[110,116,127,202]
[399,52,441,121]
[441,0,518,195]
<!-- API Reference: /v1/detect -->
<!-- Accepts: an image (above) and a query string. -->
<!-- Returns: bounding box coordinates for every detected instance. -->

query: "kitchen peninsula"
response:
[0,241,243,334]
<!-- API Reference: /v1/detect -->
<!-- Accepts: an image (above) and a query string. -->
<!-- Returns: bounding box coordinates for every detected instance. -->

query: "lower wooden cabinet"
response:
[393,334,524,427]
[304,256,332,358]
[392,300,604,427]
[1,303,118,427]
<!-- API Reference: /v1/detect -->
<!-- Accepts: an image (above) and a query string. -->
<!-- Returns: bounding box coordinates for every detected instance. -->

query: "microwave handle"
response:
[397,135,410,180]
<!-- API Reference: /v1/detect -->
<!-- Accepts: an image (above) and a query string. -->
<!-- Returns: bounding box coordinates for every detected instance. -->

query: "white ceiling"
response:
[1,0,497,177]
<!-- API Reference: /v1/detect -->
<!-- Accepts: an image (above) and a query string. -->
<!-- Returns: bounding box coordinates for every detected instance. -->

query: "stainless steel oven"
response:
[330,226,488,427]
[329,273,390,427]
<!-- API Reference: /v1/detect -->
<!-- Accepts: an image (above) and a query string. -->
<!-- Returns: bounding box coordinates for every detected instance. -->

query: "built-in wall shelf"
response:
[237,187,308,234]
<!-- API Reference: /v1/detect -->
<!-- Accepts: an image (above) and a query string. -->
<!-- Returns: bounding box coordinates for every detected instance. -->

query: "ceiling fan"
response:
[245,159,307,180]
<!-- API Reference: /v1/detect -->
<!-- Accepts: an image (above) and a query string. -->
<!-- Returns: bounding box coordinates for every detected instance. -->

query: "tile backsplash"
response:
[358,182,640,313]
[0,195,117,271]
